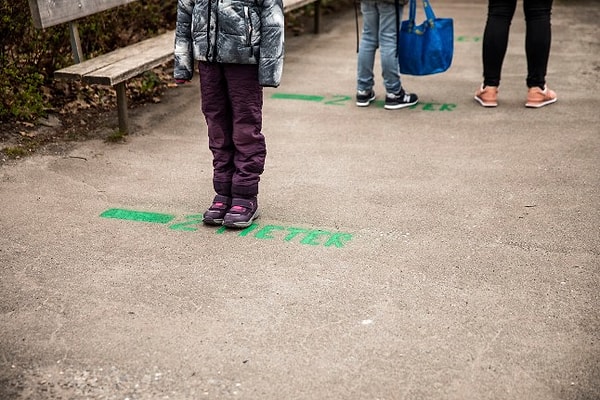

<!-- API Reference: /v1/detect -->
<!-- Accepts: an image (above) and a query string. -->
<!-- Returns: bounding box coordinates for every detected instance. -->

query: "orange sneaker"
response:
[526,85,557,108]
[474,85,498,107]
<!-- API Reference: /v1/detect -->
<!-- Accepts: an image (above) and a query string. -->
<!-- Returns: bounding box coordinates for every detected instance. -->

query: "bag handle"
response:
[406,0,438,31]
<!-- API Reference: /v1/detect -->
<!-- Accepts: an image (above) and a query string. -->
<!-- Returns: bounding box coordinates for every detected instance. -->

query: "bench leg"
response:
[115,82,129,134]
[68,22,84,63]
[314,0,321,34]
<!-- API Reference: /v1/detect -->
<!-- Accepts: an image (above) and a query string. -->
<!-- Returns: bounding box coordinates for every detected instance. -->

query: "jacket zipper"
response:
[244,6,253,47]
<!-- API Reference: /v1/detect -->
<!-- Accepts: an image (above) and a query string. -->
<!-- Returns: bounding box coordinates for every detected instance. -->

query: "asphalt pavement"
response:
[1,1,599,399]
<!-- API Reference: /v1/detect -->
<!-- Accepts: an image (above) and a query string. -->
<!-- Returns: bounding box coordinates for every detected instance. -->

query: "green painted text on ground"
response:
[100,208,353,248]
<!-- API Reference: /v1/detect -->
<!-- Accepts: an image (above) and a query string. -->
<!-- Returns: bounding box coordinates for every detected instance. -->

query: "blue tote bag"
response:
[397,0,454,76]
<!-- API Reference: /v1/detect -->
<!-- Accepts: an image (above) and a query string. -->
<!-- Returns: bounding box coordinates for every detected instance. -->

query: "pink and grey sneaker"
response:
[474,84,498,107]
[202,195,231,225]
[222,197,259,228]
[525,85,557,108]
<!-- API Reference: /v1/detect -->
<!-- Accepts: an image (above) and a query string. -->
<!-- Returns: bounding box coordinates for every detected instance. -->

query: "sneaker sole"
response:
[356,97,376,107]
[474,96,497,107]
[202,217,224,226]
[525,97,557,108]
[384,100,418,110]
[222,210,260,229]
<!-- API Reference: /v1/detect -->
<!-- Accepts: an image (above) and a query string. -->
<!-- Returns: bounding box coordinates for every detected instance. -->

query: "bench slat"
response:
[28,0,137,29]
[283,0,319,12]
[83,52,174,86]
[55,30,175,86]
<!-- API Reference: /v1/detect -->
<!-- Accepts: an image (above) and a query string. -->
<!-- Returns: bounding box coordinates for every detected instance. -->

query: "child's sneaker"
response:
[384,89,418,110]
[202,194,231,225]
[222,197,259,228]
[356,89,376,107]
[525,85,557,108]
[474,84,498,107]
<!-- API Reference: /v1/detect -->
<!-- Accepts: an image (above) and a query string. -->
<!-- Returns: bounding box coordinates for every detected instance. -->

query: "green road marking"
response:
[439,103,456,111]
[422,102,457,111]
[324,233,353,248]
[271,93,457,111]
[271,93,324,102]
[169,214,204,231]
[456,35,482,42]
[255,224,287,239]
[323,95,352,106]
[100,208,176,224]
[231,223,353,247]
[101,208,353,248]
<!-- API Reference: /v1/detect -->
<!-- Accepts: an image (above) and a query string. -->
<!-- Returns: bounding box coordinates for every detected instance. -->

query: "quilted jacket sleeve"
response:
[174,0,195,81]
[258,0,284,87]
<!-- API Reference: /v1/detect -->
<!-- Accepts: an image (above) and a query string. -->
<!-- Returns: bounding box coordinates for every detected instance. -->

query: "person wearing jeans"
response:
[475,0,557,108]
[356,0,418,110]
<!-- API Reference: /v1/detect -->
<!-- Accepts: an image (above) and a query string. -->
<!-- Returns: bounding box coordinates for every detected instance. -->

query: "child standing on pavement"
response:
[356,0,418,109]
[174,0,284,228]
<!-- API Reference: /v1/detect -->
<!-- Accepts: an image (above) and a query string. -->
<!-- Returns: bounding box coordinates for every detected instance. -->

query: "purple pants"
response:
[198,62,265,198]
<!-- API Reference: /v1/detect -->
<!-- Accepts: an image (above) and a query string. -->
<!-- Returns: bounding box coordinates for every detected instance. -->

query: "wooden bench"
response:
[284,0,322,34]
[28,0,322,134]
[28,0,175,134]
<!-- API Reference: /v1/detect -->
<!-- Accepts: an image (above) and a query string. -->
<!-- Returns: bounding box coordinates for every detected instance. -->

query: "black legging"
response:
[482,0,553,89]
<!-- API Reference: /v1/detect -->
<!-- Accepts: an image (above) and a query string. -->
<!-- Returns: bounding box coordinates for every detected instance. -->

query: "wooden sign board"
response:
[28,0,138,29]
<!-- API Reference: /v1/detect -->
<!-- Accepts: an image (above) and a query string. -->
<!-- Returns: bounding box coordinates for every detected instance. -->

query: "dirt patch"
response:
[1,109,115,163]
[0,66,175,167]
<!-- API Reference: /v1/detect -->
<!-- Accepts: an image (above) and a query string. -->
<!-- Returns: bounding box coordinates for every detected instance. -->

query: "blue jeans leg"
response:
[357,1,403,94]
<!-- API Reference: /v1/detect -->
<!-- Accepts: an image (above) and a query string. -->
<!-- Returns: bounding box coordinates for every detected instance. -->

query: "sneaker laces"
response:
[388,90,408,99]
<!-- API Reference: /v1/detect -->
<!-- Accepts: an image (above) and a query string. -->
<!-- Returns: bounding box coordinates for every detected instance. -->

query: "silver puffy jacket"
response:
[174,0,284,87]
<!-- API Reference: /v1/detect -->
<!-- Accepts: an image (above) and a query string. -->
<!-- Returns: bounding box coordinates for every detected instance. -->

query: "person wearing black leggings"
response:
[474,0,557,108]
